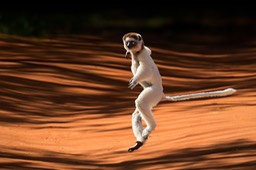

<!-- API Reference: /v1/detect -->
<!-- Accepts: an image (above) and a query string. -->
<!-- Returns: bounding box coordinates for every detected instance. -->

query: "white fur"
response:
[123,33,236,144]
[164,88,236,101]
[129,46,163,142]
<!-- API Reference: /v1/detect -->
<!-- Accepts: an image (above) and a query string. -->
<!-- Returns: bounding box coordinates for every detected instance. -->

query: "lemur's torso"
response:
[131,46,163,91]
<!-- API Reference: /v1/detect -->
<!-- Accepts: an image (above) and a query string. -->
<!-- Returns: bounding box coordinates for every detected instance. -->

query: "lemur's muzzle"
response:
[126,41,137,49]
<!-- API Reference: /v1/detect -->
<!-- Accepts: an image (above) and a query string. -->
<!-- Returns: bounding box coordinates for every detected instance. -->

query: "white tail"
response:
[164,88,236,102]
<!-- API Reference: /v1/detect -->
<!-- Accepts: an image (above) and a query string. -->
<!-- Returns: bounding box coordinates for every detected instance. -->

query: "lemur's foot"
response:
[128,141,143,152]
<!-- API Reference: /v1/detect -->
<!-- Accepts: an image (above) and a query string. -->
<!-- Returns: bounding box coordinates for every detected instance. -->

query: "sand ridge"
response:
[0,34,255,169]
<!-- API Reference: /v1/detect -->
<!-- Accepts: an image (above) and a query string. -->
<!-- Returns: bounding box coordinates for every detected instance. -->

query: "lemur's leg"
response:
[128,109,144,152]
[131,109,144,142]
[135,88,160,142]
[128,88,159,152]
[136,101,156,141]
[129,107,154,153]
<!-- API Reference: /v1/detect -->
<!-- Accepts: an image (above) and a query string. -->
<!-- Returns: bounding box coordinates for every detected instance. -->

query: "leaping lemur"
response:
[122,32,236,152]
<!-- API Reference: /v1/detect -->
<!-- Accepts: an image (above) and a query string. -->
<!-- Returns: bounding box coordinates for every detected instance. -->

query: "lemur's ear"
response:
[137,34,142,41]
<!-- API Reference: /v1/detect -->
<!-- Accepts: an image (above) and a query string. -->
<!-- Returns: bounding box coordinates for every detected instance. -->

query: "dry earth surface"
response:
[0,33,256,170]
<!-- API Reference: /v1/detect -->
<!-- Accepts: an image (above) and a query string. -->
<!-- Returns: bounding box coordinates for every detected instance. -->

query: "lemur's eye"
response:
[126,40,137,48]
[127,40,135,45]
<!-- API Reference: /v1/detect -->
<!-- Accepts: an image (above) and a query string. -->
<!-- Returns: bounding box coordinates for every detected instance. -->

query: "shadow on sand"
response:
[0,34,255,169]
[0,139,255,169]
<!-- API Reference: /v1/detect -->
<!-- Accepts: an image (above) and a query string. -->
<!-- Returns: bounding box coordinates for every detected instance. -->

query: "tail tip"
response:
[225,88,237,94]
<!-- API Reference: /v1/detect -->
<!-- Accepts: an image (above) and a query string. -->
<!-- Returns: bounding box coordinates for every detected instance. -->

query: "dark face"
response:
[126,40,137,49]
[122,33,143,53]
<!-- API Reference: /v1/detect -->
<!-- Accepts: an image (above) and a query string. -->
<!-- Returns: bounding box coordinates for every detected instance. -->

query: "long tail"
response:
[164,88,236,102]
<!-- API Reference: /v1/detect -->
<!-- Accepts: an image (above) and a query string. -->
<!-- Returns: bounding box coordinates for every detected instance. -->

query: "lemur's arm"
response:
[130,62,151,89]
[129,63,153,90]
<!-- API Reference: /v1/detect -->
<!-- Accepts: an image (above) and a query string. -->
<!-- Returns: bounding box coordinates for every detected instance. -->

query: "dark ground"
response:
[0,4,256,170]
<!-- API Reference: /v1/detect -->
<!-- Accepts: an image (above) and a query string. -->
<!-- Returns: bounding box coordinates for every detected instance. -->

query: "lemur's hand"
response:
[128,78,138,90]
[125,51,131,58]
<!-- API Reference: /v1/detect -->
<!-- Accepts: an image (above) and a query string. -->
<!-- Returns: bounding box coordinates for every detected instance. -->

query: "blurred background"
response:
[0,4,255,43]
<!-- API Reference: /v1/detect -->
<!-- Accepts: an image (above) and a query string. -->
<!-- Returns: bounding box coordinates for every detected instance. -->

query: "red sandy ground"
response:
[0,33,255,170]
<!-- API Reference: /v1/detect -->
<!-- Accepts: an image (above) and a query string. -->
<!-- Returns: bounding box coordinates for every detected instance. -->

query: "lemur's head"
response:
[122,32,144,58]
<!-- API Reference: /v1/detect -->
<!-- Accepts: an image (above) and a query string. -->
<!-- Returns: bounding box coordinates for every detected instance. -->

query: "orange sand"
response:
[0,34,255,169]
